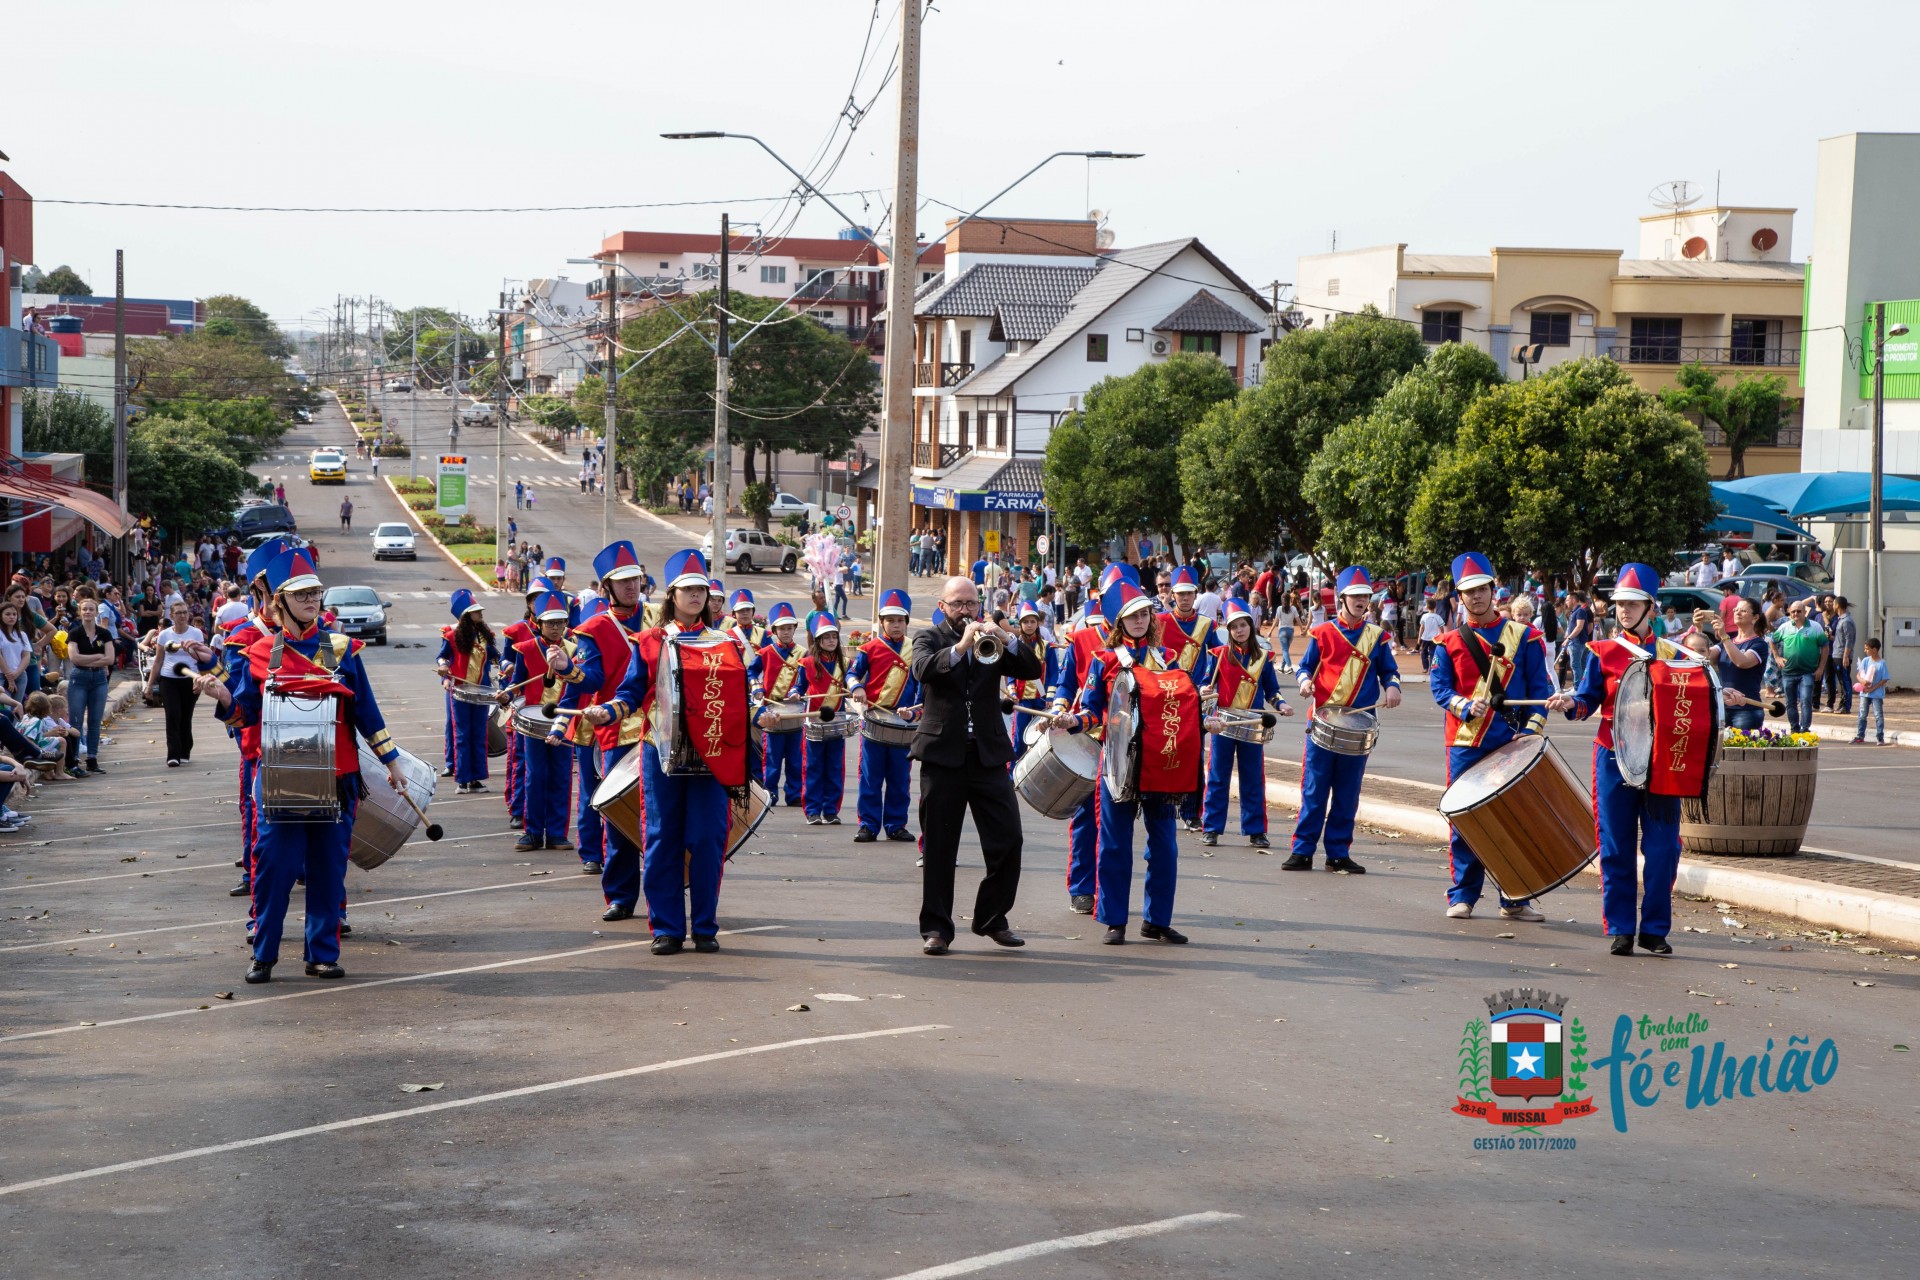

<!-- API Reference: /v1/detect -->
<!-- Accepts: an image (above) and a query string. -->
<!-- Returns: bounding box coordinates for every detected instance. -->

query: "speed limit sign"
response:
[1036,534,1050,557]
[835,504,853,522]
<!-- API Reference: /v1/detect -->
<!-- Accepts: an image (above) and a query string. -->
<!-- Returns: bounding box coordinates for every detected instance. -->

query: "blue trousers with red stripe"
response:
[521,735,573,843]
[1594,744,1681,938]
[640,742,728,939]
[239,754,260,926]
[1094,779,1180,929]
[574,743,603,860]
[856,737,911,834]
[763,729,803,806]
[504,726,523,820]
[250,784,356,966]
[1203,735,1268,836]
[448,694,489,786]
[803,736,845,820]
[1066,787,1098,898]
[1447,743,1529,908]
[599,743,642,909]
[1292,738,1365,858]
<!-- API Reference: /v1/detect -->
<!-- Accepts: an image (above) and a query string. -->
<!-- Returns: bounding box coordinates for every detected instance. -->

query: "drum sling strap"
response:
[269,632,366,805]
[1460,627,1527,733]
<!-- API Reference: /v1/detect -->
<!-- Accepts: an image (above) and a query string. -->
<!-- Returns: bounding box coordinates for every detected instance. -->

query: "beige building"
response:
[1294,203,1807,477]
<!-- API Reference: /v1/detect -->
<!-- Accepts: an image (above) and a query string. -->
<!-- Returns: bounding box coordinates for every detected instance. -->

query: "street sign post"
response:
[1036,534,1050,558]
[437,455,469,525]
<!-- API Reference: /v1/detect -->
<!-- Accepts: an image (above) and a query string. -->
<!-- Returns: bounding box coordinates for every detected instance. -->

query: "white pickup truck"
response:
[457,400,496,425]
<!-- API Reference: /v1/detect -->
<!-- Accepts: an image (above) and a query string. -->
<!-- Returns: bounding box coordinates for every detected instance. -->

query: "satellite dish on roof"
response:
[1087,209,1106,225]
[1095,229,1116,250]
[1649,180,1701,213]
[1751,227,1779,251]
[1682,236,1709,259]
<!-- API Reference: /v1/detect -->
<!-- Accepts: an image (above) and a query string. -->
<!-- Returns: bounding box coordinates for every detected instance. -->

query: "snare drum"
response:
[350,745,437,871]
[591,749,644,848]
[260,693,339,821]
[1012,720,1100,819]
[1437,734,1596,901]
[1208,706,1277,745]
[512,700,562,740]
[756,698,807,734]
[803,710,862,743]
[861,706,917,748]
[486,704,510,757]
[1308,706,1378,756]
[448,682,498,706]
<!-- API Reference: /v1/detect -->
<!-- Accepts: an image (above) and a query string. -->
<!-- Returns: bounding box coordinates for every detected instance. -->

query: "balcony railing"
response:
[1614,343,1799,368]
[586,274,684,300]
[0,329,60,390]
[794,277,871,303]
[1700,423,1803,449]
[914,361,975,388]
[916,440,973,470]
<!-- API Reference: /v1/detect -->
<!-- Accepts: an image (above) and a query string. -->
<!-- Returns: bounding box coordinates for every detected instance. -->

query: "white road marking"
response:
[0,862,231,896]
[1818,764,1920,772]
[0,873,585,954]
[0,927,786,1044]
[883,1211,1243,1279]
[0,1024,946,1198]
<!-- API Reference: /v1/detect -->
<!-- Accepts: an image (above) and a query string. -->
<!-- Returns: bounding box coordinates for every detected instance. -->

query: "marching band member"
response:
[706,577,729,629]
[506,589,577,855]
[793,613,850,825]
[1201,599,1293,848]
[1545,563,1683,957]
[435,590,496,794]
[757,602,806,807]
[497,579,549,827]
[1161,566,1215,830]
[1047,572,1119,912]
[1059,578,1205,945]
[728,589,767,652]
[848,589,920,843]
[1008,601,1062,760]
[197,549,405,984]
[220,537,290,903]
[1430,551,1554,923]
[554,540,650,918]
[568,596,609,868]
[1289,567,1399,870]
[579,548,753,955]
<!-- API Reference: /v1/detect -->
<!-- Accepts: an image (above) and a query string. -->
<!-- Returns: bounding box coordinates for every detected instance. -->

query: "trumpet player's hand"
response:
[583,704,613,727]
[1545,692,1576,713]
[1381,685,1403,711]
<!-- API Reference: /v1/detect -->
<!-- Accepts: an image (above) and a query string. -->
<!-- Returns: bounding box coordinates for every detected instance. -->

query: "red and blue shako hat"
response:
[533,589,570,622]
[544,556,567,577]
[1221,598,1253,628]
[1169,565,1199,593]
[1098,563,1140,595]
[450,588,483,619]
[1101,579,1155,624]
[267,548,322,595]
[1611,563,1660,603]
[729,588,756,613]
[808,612,839,639]
[577,596,609,623]
[661,548,710,592]
[245,537,294,584]
[878,588,911,619]
[1451,551,1496,590]
[767,601,798,629]
[1336,566,1374,598]
[594,540,642,583]
[526,575,556,602]
[1017,598,1042,621]
[709,577,726,598]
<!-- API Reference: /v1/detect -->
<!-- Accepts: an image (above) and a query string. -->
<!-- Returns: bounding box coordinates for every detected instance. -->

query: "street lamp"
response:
[1869,306,1910,648]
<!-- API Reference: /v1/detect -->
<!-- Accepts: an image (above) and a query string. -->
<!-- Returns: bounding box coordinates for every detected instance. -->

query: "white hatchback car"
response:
[371,521,417,560]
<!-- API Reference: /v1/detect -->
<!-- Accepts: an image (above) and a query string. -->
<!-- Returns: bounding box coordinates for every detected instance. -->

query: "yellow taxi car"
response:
[309,448,347,484]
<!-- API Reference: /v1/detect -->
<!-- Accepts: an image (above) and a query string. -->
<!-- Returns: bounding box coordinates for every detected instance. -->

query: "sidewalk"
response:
[1799,689,1920,747]
[1254,752,1920,949]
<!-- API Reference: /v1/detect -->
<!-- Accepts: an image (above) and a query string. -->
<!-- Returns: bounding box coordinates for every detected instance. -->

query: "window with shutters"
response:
[1529,312,1571,347]
[1421,310,1463,344]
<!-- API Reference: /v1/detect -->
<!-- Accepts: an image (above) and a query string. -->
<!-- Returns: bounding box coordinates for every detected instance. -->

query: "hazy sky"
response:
[12,1,1920,330]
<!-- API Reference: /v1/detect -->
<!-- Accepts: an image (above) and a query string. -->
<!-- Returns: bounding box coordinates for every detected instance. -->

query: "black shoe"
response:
[304,961,346,979]
[1610,935,1635,956]
[1249,834,1271,849]
[823,813,842,825]
[546,839,574,852]
[692,936,719,954]
[651,935,684,955]
[1637,933,1673,955]
[1102,925,1126,945]
[886,829,914,842]
[1325,857,1367,874]
[245,960,273,985]
[806,814,823,825]
[234,857,245,868]
[602,904,634,922]
[983,928,1025,948]
[922,933,949,955]
[854,826,878,843]
[245,932,255,946]
[514,836,543,852]
[1182,819,1199,833]
[441,766,456,778]
[338,922,352,937]
[468,784,489,793]
[295,877,305,887]
[1069,894,1094,914]
[1280,854,1313,871]
[228,878,251,897]
[1140,922,1189,945]
[508,818,524,830]
[582,860,603,874]
[1200,831,1218,846]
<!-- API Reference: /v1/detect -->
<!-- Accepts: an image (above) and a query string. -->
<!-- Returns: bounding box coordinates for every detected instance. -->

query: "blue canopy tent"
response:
[1717,471,1920,518]
[1708,483,1804,536]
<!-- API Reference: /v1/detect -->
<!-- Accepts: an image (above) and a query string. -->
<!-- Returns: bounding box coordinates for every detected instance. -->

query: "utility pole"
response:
[409,311,419,480]
[874,0,922,600]
[111,250,128,585]
[602,262,617,550]
[450,313,462,453]
[1870,302,1887,648]
[496,292,508,577]
[711,212,732,564]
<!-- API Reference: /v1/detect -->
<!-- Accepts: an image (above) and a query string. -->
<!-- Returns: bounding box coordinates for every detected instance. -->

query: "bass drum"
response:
[350,745,437,871]
[1013,720,1099,819]
[1101,669,1140,803]
[1614,657,1724,792]
[1437,735,1596,901]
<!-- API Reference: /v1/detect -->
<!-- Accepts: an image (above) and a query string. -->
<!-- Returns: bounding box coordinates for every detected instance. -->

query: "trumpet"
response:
[974,631,1003,665]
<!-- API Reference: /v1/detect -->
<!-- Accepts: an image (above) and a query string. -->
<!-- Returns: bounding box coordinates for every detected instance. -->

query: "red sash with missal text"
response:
[1133,667,1202,797]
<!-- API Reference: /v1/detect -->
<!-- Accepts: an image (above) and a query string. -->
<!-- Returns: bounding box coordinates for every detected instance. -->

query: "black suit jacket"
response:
[908,621,1045,768]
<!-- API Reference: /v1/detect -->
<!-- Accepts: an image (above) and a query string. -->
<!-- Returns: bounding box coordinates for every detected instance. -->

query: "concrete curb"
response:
[100,678,146,728]
[378,476,501,596]
[1767,717,1919,749]
[1257,773,1920,949]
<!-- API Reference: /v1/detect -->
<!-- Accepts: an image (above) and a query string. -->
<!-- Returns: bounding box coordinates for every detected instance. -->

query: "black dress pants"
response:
[918,740,1023,942]
[159,675,198,761]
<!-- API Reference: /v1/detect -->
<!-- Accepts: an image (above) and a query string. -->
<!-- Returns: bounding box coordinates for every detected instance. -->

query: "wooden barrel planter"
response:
[1680,745,1818,855]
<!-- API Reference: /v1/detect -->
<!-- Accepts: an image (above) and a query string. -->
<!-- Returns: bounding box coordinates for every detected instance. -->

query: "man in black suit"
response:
[908,576,1045,955]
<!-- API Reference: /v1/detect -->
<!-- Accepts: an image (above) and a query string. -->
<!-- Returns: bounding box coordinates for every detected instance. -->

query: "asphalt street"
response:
[1,395,1916,1277]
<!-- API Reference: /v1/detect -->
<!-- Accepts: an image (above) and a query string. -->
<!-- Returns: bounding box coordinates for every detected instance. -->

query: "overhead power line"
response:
[31,190,884,215]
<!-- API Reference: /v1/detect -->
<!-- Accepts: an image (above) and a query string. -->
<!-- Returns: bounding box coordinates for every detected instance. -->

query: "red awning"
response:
[0,471,137,538]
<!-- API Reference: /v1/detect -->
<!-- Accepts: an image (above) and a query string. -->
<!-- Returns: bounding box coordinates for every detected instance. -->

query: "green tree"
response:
[127,416,256,537]
[144,396,286,467]
[521,393,581,434]
[1044,352,1239,550]
[34,264,91,296]
[1304,343,1504,576]
[1409,356,1716,590]
[572,374,701,507]
[385,308,492,386]
[1658,360,1786,480]
[203,294,292,359]
[129,327,312,413]
[1181,307,1428,563]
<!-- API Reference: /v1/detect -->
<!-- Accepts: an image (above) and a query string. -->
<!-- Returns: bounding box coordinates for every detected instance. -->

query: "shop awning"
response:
[0,471,137,538]
[912,454,1047,512]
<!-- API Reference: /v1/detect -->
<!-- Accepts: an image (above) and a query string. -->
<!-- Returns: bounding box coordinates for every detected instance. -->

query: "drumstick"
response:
[397,788,444,841]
